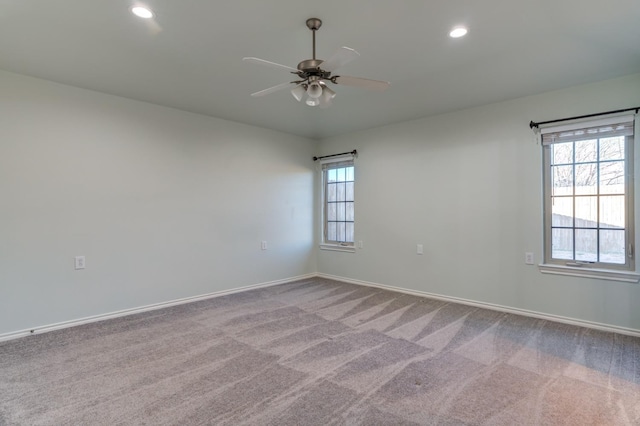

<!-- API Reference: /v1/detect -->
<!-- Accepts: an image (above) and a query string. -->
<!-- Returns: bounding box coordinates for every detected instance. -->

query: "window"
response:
[321,158,355,251]
[542,115,635,276]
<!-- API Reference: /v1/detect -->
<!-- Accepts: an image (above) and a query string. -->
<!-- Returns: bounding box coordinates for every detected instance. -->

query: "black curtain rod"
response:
[529,106,639,129]
[313,150,357,161]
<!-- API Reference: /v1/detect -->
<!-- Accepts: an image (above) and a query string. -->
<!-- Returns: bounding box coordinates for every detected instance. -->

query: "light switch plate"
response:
[74,256,86,270]
[525,252,534,265]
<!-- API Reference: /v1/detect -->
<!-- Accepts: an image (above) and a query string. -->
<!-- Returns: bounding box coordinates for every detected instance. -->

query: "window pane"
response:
[327,203,336,221]
[551,197,573,227]
[552,228,573,260]
[346,182,354,201]
[327,222,337,241]
[337,182,345,201]
[575,139,597,163]
[544,123,632,269]
[327,183,336,202]
[552,142,573,165]
[337,222,346,242]
[599,161,624,195]
[552,165,573,196]
[600,137,624,161]
[323,161,355,246]
[345,166,354,181]
[336,202,345,221]
[575,196,597,228]
[575,163,597,195]
[575,229,597,262]
[346,202,354,221]
[345,222,354,243]
[600,196,624,229]
[600,229,625,264]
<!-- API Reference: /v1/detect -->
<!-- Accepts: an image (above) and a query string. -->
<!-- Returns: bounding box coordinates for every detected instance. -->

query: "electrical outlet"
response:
[261,241,268,250]
[74,256,86,270]
[358,241,363,249]
[525,252,534,265]
[417,244,424,255]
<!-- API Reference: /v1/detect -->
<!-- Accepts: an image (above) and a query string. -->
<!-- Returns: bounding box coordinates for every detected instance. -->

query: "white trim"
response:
[538,264,640,283]
[5,271,639,343]
[317,273,640,338]
[0,273,316,343]
[319,243,355,253]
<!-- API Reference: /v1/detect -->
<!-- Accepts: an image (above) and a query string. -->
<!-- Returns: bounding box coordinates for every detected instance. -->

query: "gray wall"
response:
[317,73,640,331]
[2,68,640,337]
[0,70,316,336]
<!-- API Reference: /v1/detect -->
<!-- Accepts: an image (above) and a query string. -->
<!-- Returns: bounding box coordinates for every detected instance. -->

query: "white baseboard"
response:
[0,273,317,343]
[4,272,638,343]
[318,273,640,338]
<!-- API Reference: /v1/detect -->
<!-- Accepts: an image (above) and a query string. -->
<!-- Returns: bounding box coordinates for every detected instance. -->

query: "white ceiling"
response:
[1,0,639,139]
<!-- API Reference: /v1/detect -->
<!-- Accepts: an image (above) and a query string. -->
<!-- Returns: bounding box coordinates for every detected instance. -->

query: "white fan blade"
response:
[321,47,360,72]
[250,81,294,97]
[242,57,298,73]
[333,75,390,91]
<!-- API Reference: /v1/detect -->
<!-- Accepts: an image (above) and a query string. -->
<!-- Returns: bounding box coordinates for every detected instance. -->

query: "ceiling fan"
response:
[243,18,390,108]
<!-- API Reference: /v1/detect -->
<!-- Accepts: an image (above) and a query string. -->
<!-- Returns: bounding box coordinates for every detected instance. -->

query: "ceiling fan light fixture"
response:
[307,81,323,99]
[319,86,335,109]
[291,85,306,102]
[305,97,320,107]
[321,84,336,101]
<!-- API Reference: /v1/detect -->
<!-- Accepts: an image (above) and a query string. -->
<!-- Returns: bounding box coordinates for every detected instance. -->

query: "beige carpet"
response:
[1,277,639,425]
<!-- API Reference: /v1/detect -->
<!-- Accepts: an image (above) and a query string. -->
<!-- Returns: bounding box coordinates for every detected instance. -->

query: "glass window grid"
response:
[324,164,354,244]
[545,133,633,269]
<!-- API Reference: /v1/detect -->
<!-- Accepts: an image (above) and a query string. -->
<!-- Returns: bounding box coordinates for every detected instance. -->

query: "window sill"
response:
[538,264,640,283]
[320,244,355,253]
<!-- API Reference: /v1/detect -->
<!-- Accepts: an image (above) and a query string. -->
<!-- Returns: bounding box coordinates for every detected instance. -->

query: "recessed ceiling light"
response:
[449,27,468,38]
[131,6,154,19]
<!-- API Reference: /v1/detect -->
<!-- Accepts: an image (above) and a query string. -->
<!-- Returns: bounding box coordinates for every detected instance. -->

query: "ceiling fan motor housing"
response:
[297,59,331,80]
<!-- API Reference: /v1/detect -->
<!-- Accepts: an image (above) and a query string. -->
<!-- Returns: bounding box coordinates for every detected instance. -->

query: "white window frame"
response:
[540,114,639,282]
[319,155,355,253]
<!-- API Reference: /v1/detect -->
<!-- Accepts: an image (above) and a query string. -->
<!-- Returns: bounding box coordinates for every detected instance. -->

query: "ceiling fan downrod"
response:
[306,18,322,60]
[297,18,330,81]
